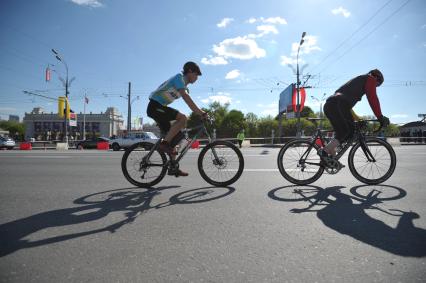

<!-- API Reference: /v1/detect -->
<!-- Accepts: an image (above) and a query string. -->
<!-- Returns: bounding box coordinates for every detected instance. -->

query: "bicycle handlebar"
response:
[356,119,383,134]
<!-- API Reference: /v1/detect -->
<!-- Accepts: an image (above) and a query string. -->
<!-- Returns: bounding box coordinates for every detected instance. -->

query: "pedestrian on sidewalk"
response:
[237,129,245,148]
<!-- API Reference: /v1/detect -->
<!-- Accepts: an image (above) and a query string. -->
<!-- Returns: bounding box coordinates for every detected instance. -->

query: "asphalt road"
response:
[0,146,425,282]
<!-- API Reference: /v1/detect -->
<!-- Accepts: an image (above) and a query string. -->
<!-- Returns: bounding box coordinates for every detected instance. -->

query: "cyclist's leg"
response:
[164,112,187,144]
[147,100,178,154]
[147,101,188,176]
[323,96,353,156]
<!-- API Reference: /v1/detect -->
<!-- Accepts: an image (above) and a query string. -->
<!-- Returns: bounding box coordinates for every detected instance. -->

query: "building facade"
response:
[23,107,124,141]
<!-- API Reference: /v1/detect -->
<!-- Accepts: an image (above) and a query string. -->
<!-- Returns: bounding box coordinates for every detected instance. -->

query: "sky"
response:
[0,0,425,127]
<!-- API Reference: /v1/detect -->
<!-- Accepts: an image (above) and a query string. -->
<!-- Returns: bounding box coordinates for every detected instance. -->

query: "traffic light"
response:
[58,96,65,118]
[58,96,71,119]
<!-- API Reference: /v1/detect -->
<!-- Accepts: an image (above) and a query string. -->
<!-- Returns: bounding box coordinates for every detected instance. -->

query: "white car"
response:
[109,131,159,151]
[0,136,16,150]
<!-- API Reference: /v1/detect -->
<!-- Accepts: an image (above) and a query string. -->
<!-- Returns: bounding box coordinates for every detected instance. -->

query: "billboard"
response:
[69,113,77,127]
[278,84,294,114]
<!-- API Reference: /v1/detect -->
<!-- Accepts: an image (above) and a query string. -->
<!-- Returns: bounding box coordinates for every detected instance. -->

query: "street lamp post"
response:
[296,32,306,137]
[51,49,74,144]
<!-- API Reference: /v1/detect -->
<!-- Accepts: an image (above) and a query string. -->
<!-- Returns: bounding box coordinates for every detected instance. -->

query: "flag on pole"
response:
[85,96,89,104]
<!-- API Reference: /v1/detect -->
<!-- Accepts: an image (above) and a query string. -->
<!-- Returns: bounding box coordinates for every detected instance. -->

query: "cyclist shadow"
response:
[0,185,235,257]
[269,185,426,257]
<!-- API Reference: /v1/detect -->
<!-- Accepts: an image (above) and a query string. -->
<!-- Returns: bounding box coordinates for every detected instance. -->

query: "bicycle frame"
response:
[142,119,219,165]
[302,120,378,167]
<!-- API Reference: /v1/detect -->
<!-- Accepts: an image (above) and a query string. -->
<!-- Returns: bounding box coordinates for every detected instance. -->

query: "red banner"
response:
[45,66,51,82]
[292,87,306,112]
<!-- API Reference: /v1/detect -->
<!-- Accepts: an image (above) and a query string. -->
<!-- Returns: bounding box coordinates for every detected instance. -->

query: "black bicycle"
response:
[277,118,396,185]
[121,117,244,188]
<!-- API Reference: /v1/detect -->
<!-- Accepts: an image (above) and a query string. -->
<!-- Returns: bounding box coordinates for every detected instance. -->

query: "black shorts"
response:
[147,99,179,135]
[323,95,354,143]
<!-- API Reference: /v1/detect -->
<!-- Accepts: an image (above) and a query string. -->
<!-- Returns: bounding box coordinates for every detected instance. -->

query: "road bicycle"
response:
[121,117,244,188]
[277,118,396,185]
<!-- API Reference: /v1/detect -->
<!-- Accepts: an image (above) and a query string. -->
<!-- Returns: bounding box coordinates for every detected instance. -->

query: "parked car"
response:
[0,136,16,150]
[76,137,110,149]
[109,131,159,151]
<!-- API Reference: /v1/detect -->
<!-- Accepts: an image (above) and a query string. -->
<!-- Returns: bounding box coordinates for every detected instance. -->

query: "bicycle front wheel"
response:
[198,141,244,187]
[121,142,167,188]
[277,139,324,185]
[348,137,396,185]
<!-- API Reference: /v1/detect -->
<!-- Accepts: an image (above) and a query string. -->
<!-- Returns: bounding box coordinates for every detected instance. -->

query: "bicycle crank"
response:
[324,158,344,174]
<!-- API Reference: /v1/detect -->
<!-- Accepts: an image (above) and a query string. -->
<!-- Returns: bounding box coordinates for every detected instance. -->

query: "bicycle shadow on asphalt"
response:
[0,185,235,257]
[268,185,426,258]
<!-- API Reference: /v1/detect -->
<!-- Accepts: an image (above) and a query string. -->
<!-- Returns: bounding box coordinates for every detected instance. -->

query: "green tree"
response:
[0,120,25,140]
[300,106,316,118]
[256,115,278,137]
[245,112,258,137]
[384,124,400,137]
[281,118,315,137]
[220,110,245,138]
[207,101,229,129]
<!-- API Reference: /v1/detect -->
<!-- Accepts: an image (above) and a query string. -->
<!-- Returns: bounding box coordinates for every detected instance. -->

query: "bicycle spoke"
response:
[349,138,396,184]
[121,143,167,188]
[278,140,323,185]
[198,141,244,186]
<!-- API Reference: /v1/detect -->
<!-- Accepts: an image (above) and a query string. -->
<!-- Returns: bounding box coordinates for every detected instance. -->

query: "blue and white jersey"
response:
[149,73,187,106]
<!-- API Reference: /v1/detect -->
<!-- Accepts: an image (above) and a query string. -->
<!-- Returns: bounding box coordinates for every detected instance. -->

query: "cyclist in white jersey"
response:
[147,61,206,177]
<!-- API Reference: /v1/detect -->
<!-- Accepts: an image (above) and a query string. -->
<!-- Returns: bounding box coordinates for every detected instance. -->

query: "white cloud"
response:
[281,35,321,67]
[212,36,266,60]
[332,7,351,18]
[280,55,297,65]
[225,69,241,80]
[201,56,228,65]
[290,35,321,56]
[70,0,103,7]
[247,17,287,25]
[247,25,279,39]
[217,18,234,28]
[247,17,257,24]
[391,114,408,118]
[257,102,278,117]
[257,25,278,36]
[202,92,232,105]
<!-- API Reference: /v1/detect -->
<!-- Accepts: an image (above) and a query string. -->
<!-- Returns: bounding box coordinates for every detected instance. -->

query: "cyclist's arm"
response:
[179,89,204,116]
[365,76,383,118]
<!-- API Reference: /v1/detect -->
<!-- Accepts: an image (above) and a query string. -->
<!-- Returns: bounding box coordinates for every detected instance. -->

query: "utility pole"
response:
[127,82,131,132]
[83,93,87,140]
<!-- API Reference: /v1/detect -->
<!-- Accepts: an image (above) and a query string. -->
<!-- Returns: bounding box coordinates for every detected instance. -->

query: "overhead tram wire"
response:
[308,0,395,75]
[22,90,57,101]
[317,0,412,74]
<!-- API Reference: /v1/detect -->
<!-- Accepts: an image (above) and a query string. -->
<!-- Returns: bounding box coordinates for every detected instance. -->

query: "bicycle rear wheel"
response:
[277,139,324,185]
[348,137,396,185]
[198,141,244,187]
[121,142,167,188]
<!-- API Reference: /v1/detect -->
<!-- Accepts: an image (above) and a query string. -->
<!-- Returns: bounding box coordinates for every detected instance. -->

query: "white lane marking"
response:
[203,169,279,172]
[24,156,73,158]
[244,169,279,171]
[243,154,276,157]
[203,168,320,172]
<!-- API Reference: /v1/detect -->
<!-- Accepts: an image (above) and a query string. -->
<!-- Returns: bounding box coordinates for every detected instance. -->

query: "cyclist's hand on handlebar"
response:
[378,115,390,128]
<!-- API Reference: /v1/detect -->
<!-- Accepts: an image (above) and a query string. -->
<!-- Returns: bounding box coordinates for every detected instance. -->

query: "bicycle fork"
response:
[359,139,376,162]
